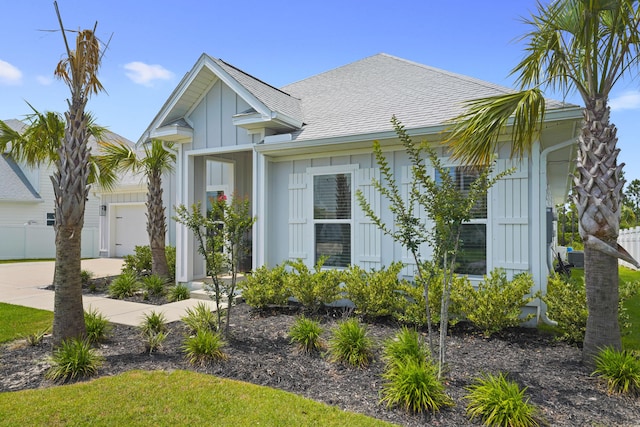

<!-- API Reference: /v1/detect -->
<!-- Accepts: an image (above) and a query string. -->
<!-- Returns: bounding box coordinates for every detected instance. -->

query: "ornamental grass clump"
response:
[141,274,167,297]
[182,301,217,334]
[593,347,640,395]
[108,271,141,299]
[46,338,104,383]
[139,311,169,353]
[84,306,112,344]
[168,283,190,302]
[182,329,227,366]
[465,372,541,427]
[289,315,324,353]
[380,327,452,413]
[327,318,374,368]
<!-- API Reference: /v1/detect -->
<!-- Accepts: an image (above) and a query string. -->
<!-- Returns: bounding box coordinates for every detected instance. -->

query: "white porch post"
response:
[252,148,267,268]
[175,144,195,283]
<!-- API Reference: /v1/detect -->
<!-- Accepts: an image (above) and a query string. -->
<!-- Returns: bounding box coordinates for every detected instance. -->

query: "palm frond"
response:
[446,89,546,166]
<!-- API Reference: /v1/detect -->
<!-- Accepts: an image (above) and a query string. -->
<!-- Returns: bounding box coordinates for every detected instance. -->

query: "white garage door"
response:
[114,204,148,257]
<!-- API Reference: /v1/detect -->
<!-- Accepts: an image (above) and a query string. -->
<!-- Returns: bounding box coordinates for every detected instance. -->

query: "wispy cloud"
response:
[0,60,22,85]
[124,61,173,86]
[36,75,53,86]
[610,91,640,111]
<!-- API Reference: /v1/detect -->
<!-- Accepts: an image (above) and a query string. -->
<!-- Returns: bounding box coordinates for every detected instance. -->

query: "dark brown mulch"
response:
[1,302,639,426]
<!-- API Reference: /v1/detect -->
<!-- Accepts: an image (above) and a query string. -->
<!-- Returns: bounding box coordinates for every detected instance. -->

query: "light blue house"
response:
[140,53,582,318]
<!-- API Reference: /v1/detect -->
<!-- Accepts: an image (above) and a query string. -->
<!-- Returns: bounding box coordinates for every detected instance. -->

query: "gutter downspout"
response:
[537,127,578,326]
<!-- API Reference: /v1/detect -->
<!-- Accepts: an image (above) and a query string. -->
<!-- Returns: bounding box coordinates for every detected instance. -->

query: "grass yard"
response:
[0,370,395,427]
[0,303,52,344]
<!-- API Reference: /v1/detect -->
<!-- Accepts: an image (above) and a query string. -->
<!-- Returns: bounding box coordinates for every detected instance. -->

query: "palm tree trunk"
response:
[51,105,91,346]
[147,170,169,278]
[575,98,623,366]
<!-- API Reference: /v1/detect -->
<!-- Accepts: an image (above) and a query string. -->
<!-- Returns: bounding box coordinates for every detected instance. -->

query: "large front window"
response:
[438,166,487,276]
[313,173,352,267]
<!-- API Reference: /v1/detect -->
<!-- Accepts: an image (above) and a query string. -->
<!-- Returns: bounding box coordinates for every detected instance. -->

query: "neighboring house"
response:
[0,119,146,259]
[140,53,582,318]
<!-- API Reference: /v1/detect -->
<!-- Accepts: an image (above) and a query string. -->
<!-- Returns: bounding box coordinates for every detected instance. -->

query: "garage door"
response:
[114,204,148,257]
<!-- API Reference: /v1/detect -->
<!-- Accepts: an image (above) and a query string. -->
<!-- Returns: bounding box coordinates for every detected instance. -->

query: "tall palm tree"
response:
[98,139,176,278]
[446,0,640,366]
[47,4,106,346]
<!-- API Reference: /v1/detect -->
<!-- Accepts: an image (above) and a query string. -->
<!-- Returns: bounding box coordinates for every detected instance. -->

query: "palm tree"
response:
[47,5,106,346]
[446,0,640,366]
[98,139,176,278]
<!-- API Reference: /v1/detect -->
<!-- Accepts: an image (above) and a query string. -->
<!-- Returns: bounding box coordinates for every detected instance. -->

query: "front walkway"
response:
[0,259,221,326]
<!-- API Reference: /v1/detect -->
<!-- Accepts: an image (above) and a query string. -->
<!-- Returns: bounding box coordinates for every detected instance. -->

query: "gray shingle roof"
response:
[0,153,41,201]
[280,53,569,141]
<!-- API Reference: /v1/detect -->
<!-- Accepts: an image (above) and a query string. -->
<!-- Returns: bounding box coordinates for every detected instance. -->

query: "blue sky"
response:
[2,0,640,182]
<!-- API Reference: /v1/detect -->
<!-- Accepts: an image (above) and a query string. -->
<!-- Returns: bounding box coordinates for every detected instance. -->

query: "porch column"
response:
[253,148,267,268]
[175,144,195,282]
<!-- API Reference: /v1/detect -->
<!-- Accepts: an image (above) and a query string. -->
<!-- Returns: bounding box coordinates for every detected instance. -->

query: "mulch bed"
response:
[1,302,639,426]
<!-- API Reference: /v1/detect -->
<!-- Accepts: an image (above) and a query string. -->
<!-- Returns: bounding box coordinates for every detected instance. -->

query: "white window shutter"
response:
[288,173,307,260]
[491,159,529,275]
[355,168,381,270]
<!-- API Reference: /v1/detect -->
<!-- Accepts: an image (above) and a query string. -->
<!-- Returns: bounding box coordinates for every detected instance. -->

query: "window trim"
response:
[306,165,358,268]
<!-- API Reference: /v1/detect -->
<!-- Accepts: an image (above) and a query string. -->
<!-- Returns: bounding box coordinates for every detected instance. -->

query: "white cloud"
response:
[610,91,640,111]
[124,61,173,86]
[0,60,22,85]
[36,75,53,86]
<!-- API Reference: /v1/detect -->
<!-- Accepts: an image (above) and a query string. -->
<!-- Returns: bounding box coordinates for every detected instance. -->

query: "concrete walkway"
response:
[0,259,220,327]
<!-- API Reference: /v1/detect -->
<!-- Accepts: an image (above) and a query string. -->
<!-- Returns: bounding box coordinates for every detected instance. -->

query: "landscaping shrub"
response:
[108,271,141,299]
[240,264,290,309]
[464,372,541,427]
[593,347,640,395]
[84,307,112,344]
[141,274,167,297]
[542,275,638,343]
[380,357,452,414]
[139,311,168,354]
[24,328,49,346]
[122,245,152,276]
[289,316,324,353]
[343,262,406,319]
[182,302,217,334]
[286,258,343,312]
[165,245,176,282]
[46,338,104,383]
[168,283,190,302]
[327,318,374,368]
[80,269,94,286]
[395,268,467,327]
[456,269,534,337]
[182,329,227,366]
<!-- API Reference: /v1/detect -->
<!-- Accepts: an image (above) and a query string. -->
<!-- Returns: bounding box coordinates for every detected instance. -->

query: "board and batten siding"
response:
[490,158,530,278]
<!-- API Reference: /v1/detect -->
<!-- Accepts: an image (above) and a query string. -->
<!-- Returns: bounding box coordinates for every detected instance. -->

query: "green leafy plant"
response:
[343,262,406,319]
[165,245,177,282]
[84,307,112,344]
[289,316,324,353]
[464,372,541,427]
[240,264,291,309]
[327,318,374,368]
[141,274,167,297]
[182,329,227,366]
[45,338,104,383]
[286,258,343,313]
[182,302,217,334]
[139,310,169,354]
[24,327,50,346]
[108,271,141,299]
[457,269,534,337]
[593,347,640,395]
[122,245,152,276]
[168,283,190,302]
[382,327,429,368]
[380,358,453,414]
[80,269,94,286]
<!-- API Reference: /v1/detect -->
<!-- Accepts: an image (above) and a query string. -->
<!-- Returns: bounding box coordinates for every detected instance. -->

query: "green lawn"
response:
[0,303,53,343]
[0,370,396,427]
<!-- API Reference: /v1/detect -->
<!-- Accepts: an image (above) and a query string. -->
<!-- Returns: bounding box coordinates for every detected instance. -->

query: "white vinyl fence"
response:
[0,225,98,260]
[619,226,640,270]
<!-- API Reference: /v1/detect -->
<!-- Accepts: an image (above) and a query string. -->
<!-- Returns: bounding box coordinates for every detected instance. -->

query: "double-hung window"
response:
[313,173,352,267]
[438,166,487,276]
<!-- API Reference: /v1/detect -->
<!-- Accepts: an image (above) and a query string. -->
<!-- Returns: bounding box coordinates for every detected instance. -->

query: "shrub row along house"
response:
[139,53,582,322]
